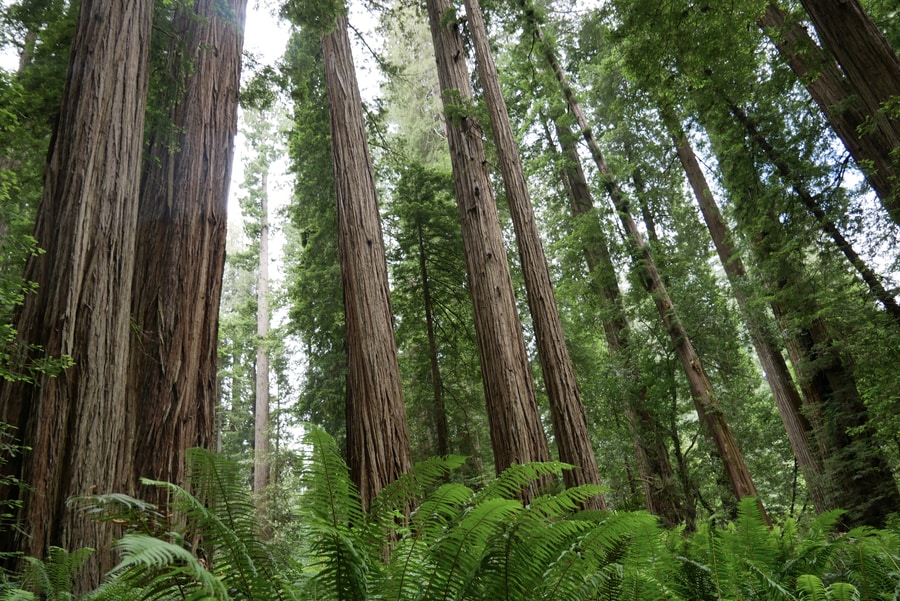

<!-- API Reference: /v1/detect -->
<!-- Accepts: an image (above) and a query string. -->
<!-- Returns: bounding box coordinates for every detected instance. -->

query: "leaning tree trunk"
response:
[0,0,153,588]
[759,3,899,210]
[464,0,604,508]
[520,0,768,521]
[792,0,900,223]
[551,119,685,525]
[664,110,829,513]
[128,0,247,509]
[425,0,551,494]
[322,13,412,511]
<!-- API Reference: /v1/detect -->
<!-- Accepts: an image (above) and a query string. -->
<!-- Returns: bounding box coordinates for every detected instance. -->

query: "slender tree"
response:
[322,11,412,509]
[127,0,248,508]
[0,0,153,586]
[519,1,767,520]
[550,118,686,525]
[424,0,551,490]
[464,0,604,507]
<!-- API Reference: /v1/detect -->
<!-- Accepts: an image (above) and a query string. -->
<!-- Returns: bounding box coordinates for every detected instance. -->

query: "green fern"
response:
[0,546,93,601]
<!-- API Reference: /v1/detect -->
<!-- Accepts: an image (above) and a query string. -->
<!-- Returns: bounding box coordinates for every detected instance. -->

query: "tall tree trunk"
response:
[791,0,900,222]
[0,0,153,587]
[521,2,767,520]
[254,170,271,496]
[424,0,551,493]
[416,219,450,457]
[128,0,247,509]
[664,111,829,512]
[322,14,412,510]
[552,119,685,525]
[759,2,899,212]
[464,0,604,508]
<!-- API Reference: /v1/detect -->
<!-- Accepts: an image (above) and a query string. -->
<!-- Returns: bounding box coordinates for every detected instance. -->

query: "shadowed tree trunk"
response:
[464,0,604,508]
[551,118,686,525]
[0,0,153,588]
[425,0,551,495]
[759,3,899,213]
[128,0,248,509]
[322,13,412,510]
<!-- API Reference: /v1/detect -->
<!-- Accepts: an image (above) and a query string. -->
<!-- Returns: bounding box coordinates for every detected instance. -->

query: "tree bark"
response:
[254,170,271,496]
[128,0,247,509]
[322,13,412,510]
[464,0,604,508]
[0,0,153,587]
[758,2,900,216]
[786,0,900,222]
[425,0,551,494]
[665,111,829,513]
[552,119,685,525]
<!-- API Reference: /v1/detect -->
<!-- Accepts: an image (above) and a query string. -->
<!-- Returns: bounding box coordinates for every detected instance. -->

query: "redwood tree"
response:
[127,0,248,506]
[322,11,412,510]
[425,0,551,490]
[0,0,153,587]
[464,0,604,508]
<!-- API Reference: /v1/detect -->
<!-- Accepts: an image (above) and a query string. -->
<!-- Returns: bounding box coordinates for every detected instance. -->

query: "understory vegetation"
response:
[1,427,898,600]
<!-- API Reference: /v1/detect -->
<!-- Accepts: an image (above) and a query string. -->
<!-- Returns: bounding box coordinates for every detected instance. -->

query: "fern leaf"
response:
[797,574,828,601]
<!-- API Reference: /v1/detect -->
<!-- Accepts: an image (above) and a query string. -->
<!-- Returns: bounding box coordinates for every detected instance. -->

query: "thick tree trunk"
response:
[424,0,551,493]
[128,0,247,508]
[0,0,153,587]
[322,14,412,511]
[666,113,829,512]
[759,2,900,212]
[521,2,767,520]
[254,171,271,496]
[464,0,604,508]
[790,0,900,222]
[552,120,684,525]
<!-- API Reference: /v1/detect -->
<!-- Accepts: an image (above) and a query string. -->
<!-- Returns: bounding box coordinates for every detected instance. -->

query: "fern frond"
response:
[797,574,828,601]
[473,462,569,502]
[421,498,522,601]
[103,533,227,600]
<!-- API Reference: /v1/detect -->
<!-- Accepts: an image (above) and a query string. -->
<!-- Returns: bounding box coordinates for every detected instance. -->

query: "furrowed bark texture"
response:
[128,0,248,506]
[521,1,767,520]
[792,0,900,222]
[425,0,551,489]
[552,120,684,525]
[322,14,412,511]
[666,113,828,512]
[0,0,153,587]
[464,0,604,508]
[759,2,899,212]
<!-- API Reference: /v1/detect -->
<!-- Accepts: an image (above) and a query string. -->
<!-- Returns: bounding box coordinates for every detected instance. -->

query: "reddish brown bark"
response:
[0,0,153,587]
[323,14,412,510]
[425,0,551,495]
[464,0,604,508]
[128,0,248,508]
